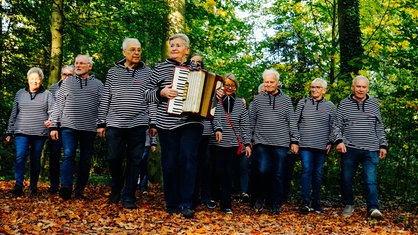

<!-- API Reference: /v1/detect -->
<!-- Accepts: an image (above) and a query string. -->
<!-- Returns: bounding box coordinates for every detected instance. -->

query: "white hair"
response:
[27,67,44,80]
[262,69,280,82]
[122,38,141,50]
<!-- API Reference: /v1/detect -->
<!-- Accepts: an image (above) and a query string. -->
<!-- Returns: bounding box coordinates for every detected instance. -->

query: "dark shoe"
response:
[254,199,264,212]
[181,207,194,218]
[47,187,59,194]
[122,201,137,209]
[223,208,233,214]
[205,200,216,209]
[109,190,121,204]
[239,192,250,203]
[59,187,72,200]
[312,201,324,214]
[300,201,312,213]
[166,207,180,215]
[11,185,24,196]
[30,188,38,197]
[271,204,282,215]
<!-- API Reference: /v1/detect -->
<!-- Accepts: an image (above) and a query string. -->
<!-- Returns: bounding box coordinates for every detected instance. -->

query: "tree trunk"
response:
[338,0,364,81]
[49,0,64,87]
[162,0,186,60]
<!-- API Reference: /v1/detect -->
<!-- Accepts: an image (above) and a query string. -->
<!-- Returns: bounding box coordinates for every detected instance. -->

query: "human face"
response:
[310,82,326,100]
[190,55,202,68]
[74,56,92,78]
[123,40,142,67]
[28,73,42,93]
[223,78,237,96]
[169,37,190,63]
[61,68,74,81]
[352,78,369,102]
[263,74,279,94]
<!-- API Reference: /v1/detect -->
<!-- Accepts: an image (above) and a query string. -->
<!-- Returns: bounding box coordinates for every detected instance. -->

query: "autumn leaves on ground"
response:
[0,181,415,234]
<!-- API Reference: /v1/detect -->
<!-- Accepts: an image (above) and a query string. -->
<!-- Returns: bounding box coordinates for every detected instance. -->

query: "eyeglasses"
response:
[126,48,142,53]
[310,86,323,89]
[224,84,236,88]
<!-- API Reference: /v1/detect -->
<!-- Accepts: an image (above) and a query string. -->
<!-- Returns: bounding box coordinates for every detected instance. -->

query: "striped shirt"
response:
[293,97,337,150]
[7,86,54,137]
[209,95,251,147]
[334,94,387,151]
[97,59,152,128]
[144,58,203,130]
[49,80,63,98]
[249,90,297,147]
[50,74,103,132]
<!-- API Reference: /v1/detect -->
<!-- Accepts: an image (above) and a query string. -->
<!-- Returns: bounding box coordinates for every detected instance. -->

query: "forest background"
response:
[1,0,417,211]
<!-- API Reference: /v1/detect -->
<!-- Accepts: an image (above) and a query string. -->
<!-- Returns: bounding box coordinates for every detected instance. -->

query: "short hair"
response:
[262,69,280,82]
[311,78,327,88]
[122,38,141,50]
[187,53,205,69]
[224,73,239,89]
[27,67,44,80]
[352,75,369,86]
[76,54,93,65]
[61,65,74,73]
[257,83,264,93]
[169,33,190,47]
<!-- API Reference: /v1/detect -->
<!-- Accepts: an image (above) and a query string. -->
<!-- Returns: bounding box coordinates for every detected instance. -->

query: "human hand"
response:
[97,128,106,138]
[160,84,178,99]
[336,142,347,153]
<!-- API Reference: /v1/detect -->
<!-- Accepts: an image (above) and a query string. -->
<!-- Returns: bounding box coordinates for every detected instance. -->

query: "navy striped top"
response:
[334,94,387,151]
[97,59,152,128]
[293,97,337,150]
[249,90,297,147]
[50,74,103,132]
[7,86,54,137]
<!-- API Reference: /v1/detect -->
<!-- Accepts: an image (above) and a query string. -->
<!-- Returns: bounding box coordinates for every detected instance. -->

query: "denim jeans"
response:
[106,126,147,203]
[300,148,326,203]
[213,146,236,210]
[341,147,379,210]
[232,152,251,194]
[49,133,62,190]
[14,135,47,189]
[252,144,288,206]
[158,123,203,209]
[138,146,150,192]
[61,128,96,194]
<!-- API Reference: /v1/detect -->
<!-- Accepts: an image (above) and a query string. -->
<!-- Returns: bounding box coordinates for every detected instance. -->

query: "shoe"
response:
[369,208,383,219]
[342,205,355,217]
[47,187,59,194]
[205,200,216,209]
[109,190,121,204]
[271,204,282,215]
[300,201,312,213]
[29,188,38,197]
[11,185,24,196]
[142,191,148,195]
[59,187,72,200]
[166,207,180,215]
[122,201,137,209]
[181,207,194,218]
[254,199,264,212]
[224,208,233,214]
[239,192,250,203]
[312,202,324,214]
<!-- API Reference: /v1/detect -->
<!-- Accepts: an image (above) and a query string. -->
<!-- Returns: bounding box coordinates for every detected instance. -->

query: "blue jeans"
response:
[341,147,379,210]
[158,123,203,209]
[138,146,150,192]
[49,132,62,189]
[300,148,326,203]
[14,135,47,189]
[252,144,288,206]
[213,146,236,210]
[61,128,96,195]
[106,126,147,203]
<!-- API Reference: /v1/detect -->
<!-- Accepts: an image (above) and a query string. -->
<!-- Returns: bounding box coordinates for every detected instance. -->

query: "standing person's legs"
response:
[139,146,150,192]
[60,128,78,199]
[341,148,360,216]
[251,144,271,211]
[106,127,125,203]
[271,146,288,213]
[29,136,47,194]
[48,134,62,193]
[311,151,326,208]
[74,130,96,198]
[300,149,314,205]
[362,150,379,211]
[12,135,30,195]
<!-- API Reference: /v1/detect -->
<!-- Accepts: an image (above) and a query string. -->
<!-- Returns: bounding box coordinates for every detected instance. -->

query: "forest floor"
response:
[0,180,416,234]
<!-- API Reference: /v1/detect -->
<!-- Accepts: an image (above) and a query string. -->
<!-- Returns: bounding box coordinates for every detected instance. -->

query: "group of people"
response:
[5,33,387,220]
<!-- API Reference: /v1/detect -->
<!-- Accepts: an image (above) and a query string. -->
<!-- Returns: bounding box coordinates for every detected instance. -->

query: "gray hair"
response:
[61,65,75,73]
[122,38,141,50]
[76,54,93,65]
[311,78,328,88]
[352,75,369,86]
[224,73,239,89]
[169,33,190,47]
[262,69,280,82]
[27,67,44,80]
[257,83,264,93]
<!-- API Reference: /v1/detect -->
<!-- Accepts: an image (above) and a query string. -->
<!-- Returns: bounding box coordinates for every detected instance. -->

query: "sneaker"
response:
[59,187,72,200]
[224,208,233,214]
[205,200,216,209]
[122,201,137,209]
[181,207,194,218]
[239,192,250,203]
[300,201,312,213]
[254,199,264,212]
[312,201,324,214]
[271,204,282,215]
[11,185,24,196]
[342,205,355,217]
[369,208,383,219]
[142,191,148,195]
[109,190,121,204]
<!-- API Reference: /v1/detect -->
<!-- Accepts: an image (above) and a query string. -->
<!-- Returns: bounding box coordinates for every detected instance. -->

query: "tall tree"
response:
[162,0,186,59]
[49,0,64,87]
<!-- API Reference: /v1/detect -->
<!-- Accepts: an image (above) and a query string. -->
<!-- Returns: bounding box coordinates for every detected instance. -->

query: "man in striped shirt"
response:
[50,55,103,200]
[249,68,297,214]
[334,75,387,219]
[97,38,152,209]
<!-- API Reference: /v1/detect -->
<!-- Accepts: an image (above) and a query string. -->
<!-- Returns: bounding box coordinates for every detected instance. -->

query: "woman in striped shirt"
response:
[6,67,54,196]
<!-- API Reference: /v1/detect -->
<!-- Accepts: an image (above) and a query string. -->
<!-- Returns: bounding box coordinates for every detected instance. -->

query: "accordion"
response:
[167,66,223,118]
